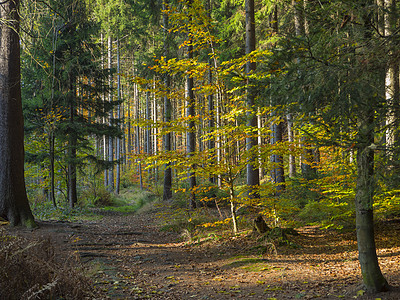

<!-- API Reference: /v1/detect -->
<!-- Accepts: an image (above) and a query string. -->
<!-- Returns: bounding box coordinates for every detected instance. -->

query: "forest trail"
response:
[7,207,400,299]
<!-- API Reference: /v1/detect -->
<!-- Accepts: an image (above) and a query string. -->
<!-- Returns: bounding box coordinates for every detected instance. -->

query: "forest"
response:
[1,0,400,298]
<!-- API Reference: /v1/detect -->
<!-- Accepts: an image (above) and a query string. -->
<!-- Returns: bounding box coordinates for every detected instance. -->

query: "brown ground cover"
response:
[4,207,400,299]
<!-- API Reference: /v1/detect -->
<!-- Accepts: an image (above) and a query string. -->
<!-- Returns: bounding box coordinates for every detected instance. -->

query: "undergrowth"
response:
[0,229,100,300]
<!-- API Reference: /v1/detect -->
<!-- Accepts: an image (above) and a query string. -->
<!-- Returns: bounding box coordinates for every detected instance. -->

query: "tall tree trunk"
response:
[245,0,260,198]
[162,0,173,201]
[101,33,108,188]
[145,91,152,180]
[116,38,121,194]
[153,81,159,183]
[384,0,398,160]
[270,5,285,193]
[135,81,143,190]
[206,0,216,185]
[0,0,35,227]
[354,7,389,292]
[49,18,58,207]
[107,35,114,191]
[187,0,197,209]
[68,79,78,208]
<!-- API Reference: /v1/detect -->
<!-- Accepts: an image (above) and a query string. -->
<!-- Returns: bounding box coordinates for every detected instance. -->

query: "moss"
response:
[23,218,37,229]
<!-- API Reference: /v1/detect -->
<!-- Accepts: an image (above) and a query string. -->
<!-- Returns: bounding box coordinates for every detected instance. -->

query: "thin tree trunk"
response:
[162,0,173,200]
[145,91,152,181]
[68,80,78,209]
[187,0,197,209]
[287,113,296,177]
[49,133,56,207]
[116,38,121,194]
[108,35,114,191]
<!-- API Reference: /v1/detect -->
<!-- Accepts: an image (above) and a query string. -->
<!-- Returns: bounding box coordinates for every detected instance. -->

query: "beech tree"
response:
[0,0,36,227]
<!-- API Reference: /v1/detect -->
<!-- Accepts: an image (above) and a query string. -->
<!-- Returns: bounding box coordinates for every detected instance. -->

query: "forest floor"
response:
[5,203,400,299]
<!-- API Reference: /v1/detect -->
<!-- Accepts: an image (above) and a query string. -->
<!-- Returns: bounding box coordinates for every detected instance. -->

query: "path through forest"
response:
[7,205,400,299]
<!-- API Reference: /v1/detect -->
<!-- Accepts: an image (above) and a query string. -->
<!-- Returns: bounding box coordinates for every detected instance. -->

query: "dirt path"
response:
[7,208,400,299]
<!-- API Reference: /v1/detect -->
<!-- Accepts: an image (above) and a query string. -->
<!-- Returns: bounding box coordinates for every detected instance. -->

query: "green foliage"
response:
[105,189,156,213]
[375,189,400,219]
[158,206,223,237]
[31,201,96,222]
[194,181,229,205]
[298,200,354,229]
[79,185,113,207]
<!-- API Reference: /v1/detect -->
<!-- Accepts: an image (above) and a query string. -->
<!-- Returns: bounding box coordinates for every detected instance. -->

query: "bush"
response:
[0,229,99,300]
[79,185,113,207]
[196,182,229,207]
[298,200,354,228]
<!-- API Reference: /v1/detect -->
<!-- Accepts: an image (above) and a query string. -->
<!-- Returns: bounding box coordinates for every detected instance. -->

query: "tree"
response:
[162,0,173,201]
[187,0,197,209]
[245,0,260,198]
[0,0,36,227]
[269,5,285,193]
[268,0,390,291]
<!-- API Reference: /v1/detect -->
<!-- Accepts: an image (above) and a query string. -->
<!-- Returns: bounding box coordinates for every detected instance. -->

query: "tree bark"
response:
[116,38,121,194]
[355,108,388,292]
[287,113,296,177]
[0,0,36,227]
[67,79,78,208]
[162,0,173,201]
[270,5,285,192]
[107,35,114,192]
[245,0,260,198]
[384,0,398,159]
[187,0,197,209]
[271,115,286,193]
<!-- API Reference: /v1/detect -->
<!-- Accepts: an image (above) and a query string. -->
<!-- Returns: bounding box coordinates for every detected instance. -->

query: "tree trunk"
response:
[116,38,121,194]
[162,1,173,201]
[287,113,296,177]
[384,0,398,160]
[68,80,78,209]
[0,0,35,227]
[355,108,388,292]
[49,132,56,207]
[107,35,114,192]
[270,5,285,193]
[145,91,152,182]
[187,0,197,209]
[271,115,286,193]
[245,0,260,198]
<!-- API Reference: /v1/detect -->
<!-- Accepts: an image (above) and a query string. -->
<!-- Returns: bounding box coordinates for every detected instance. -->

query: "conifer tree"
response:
[0,0,36,227]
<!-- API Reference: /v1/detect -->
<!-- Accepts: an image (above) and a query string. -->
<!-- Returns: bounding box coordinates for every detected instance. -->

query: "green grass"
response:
[224,257,282,272]
[100,188,158,214]
[31,187,158,221]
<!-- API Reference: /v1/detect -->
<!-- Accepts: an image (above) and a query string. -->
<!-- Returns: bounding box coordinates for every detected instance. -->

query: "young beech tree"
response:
[0,0,36,227]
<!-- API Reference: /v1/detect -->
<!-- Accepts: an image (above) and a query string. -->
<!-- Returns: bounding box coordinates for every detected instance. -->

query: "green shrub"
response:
[79,185,112,207]
[298,200,354,228]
